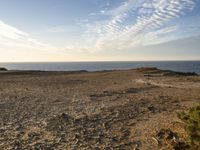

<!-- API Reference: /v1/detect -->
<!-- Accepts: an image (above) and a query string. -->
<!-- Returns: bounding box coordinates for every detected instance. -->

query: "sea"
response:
[0,61,200,74]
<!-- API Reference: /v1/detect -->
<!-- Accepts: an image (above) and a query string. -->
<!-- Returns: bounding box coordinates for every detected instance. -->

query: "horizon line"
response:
[1,60,200,63]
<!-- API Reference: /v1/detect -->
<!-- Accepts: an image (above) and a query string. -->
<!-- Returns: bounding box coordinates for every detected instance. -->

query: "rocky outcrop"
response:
[136,67,198,76]
[0,67,7,71]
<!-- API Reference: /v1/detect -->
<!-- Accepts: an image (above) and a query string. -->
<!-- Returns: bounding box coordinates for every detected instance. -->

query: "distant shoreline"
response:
[0,61,200,74]
[0,67,198,76]
[1,61,200,74]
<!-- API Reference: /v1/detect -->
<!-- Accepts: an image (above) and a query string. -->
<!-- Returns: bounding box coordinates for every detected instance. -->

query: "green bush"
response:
[178,103,200,150]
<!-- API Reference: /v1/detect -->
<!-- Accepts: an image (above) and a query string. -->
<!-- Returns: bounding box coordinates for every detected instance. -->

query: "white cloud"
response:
[0,0,197,61]
[83,0,196,52]
[0,20,54,50]
[0,21,29,42]
[0,20,81,62]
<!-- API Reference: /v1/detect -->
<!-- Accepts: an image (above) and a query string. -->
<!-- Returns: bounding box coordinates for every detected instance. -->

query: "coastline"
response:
[1,61,200,74]
[0,67,200,149]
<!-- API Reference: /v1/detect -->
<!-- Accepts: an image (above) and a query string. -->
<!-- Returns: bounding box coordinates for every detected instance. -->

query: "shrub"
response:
[178,103,200,150]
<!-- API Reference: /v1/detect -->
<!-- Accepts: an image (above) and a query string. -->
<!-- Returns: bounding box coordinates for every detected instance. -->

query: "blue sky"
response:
[0,0,200,62]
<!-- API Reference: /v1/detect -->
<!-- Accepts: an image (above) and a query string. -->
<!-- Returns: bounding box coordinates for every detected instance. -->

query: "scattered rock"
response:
[0,68,197,150]
[155,128,181,148]
[148,105,157,113]
[156,129,178,140]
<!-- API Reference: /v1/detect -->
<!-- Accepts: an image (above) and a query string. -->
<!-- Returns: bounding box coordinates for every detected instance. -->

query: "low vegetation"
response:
[177,103,200,150]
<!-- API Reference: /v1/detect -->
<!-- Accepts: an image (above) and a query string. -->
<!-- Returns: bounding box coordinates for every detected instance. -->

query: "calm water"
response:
[0,61,200,74]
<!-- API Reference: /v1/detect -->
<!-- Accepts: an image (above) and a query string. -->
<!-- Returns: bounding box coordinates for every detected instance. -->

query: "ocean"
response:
[0,61,200,74]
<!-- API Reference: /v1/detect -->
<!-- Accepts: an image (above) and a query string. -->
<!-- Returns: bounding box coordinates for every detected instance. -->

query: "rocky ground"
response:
[0,68,200,150]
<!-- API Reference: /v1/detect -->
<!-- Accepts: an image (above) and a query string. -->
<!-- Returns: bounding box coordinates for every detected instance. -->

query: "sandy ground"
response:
[0,68,200,150]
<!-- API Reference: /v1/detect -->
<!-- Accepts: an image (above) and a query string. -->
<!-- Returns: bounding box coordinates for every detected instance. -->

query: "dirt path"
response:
[134,78,200,88]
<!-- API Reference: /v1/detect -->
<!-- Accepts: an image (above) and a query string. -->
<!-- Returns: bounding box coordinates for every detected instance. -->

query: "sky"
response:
[0,0,200,62]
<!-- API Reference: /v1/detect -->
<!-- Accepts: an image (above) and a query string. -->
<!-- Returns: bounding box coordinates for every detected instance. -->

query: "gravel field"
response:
[0,68,200,150]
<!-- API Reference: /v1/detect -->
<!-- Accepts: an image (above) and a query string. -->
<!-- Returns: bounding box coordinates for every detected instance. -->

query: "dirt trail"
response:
[134,78,200,88]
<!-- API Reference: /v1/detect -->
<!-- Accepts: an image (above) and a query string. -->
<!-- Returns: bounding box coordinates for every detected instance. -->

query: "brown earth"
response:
[0,68,200,150]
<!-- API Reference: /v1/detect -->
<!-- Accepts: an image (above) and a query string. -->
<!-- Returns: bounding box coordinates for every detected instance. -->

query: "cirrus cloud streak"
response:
[84,0,196,52]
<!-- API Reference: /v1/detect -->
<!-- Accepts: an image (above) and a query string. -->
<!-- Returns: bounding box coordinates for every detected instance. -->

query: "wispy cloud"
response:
[84,0,196,52]
[0,20,54,50]
[0,0,197,58]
